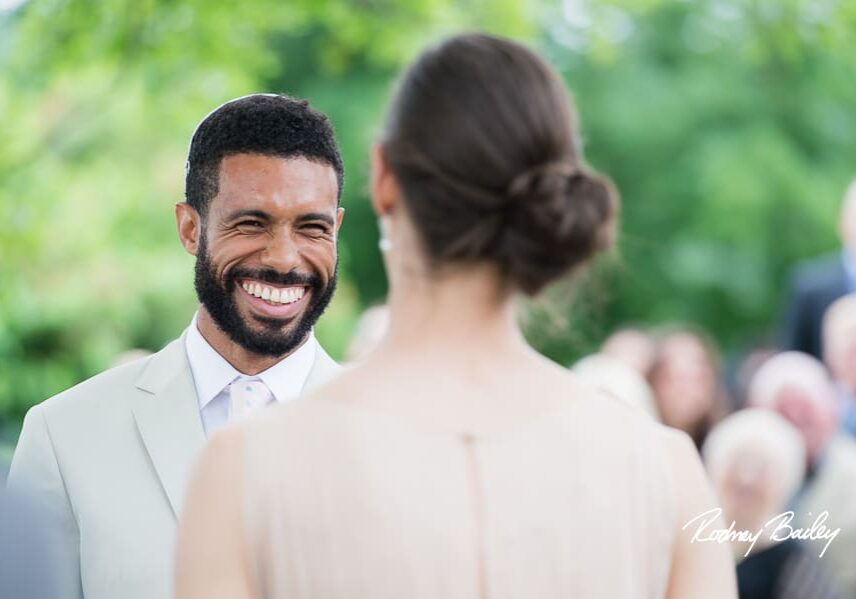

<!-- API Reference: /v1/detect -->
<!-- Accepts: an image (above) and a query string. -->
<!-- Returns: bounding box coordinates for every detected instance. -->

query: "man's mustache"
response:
[228,267,322,288]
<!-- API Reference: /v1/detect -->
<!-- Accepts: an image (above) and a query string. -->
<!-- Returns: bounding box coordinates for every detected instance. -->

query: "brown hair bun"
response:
[382,33,618,295]
[499,164,617,294]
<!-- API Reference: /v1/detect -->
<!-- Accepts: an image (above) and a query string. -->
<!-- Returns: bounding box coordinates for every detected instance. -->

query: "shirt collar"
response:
[184,312,317,410]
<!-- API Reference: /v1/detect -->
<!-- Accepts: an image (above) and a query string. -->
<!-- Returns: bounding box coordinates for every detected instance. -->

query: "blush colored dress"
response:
[241,394,678,598]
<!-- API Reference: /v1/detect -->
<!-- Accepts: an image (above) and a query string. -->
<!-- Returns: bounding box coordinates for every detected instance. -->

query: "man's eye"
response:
[237,221,263,230]
[303,224,329,234]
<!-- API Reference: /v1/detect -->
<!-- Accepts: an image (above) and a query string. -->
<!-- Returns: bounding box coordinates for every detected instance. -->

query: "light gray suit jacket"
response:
[7,332,340,599]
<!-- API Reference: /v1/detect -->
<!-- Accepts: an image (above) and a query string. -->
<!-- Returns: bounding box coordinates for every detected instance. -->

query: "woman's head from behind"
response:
[373,33,617,297]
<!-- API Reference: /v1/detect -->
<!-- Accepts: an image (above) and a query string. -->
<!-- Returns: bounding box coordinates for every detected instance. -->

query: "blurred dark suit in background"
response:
[782,252,850,359]
[783,180,856,359]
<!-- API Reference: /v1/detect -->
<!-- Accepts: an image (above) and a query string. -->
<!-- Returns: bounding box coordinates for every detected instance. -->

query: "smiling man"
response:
[179,96,344,435]
[7,94,345,599]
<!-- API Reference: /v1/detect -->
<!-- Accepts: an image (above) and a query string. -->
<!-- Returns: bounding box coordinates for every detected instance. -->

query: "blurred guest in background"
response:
[822,294,856,436]
[343,303,390,363]
[749,352,856,596]
[601,326,656,375]
[573,353,659,418]
[731,345,779,410]
[703,409,840,599]
[648,327,730,449]
[782,179,856,359]
[176,33,735,599]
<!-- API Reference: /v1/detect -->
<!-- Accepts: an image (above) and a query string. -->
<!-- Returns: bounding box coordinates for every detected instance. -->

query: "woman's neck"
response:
[381,265,529,359]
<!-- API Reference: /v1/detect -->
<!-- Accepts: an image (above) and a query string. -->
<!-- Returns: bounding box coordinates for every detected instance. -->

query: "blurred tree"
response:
[528,0,856,363]
[2,0,856,446]
[0,0,534,444]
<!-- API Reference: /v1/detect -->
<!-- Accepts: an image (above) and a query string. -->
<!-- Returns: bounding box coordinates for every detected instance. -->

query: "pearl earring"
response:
[378,217,392,252]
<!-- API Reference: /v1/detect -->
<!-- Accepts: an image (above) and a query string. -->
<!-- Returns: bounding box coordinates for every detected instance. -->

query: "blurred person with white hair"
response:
[749,352,856,596]
[822,293,856,436]
[601,326,656,375]
[703,409,840,599]
[783,179,856,359]
[573,353,659,419]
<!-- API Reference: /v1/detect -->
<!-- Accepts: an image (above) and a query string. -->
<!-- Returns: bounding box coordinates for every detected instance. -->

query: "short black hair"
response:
[185,93,344,216]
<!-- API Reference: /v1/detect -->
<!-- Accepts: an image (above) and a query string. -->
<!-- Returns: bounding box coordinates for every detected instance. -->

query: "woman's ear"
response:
[370,143,399,218]
[176,202,202,256]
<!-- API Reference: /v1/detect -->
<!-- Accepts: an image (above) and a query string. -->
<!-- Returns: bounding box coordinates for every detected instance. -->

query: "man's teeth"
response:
[241,282,306,305]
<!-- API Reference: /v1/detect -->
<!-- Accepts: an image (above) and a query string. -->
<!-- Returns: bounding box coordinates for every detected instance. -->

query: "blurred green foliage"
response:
[2,0,855,447]
[534,0,856,360]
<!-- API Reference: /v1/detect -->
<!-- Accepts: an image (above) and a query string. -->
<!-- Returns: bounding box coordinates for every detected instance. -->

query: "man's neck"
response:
[195,307,305,375]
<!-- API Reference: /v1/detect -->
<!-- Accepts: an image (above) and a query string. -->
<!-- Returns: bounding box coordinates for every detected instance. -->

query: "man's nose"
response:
[260,229,300,273]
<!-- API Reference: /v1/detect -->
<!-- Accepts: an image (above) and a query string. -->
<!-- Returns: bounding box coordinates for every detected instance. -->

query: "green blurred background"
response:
[2,0,856,455]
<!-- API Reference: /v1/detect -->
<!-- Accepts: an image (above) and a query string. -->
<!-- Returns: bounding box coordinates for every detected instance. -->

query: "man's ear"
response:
[176,202,202,256]
[370,143,399,217]
[335,206,345,234]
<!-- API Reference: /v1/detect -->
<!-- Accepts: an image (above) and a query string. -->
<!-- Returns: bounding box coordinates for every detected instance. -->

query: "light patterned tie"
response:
[228,378,274,422]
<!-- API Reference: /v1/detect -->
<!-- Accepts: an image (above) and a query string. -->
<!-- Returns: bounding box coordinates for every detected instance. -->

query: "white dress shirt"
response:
[184,313,317,436]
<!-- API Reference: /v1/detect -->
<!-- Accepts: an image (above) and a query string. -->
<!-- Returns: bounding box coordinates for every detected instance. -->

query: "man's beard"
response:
[193,236,337,357]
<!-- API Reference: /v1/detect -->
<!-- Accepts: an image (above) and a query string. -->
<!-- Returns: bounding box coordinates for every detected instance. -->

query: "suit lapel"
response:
[130,335,338,518]
[131,334,206,518]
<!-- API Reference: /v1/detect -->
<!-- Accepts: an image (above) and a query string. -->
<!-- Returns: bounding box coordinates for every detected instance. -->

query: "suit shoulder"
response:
[36,335,186,417]
[35,354,152,417]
